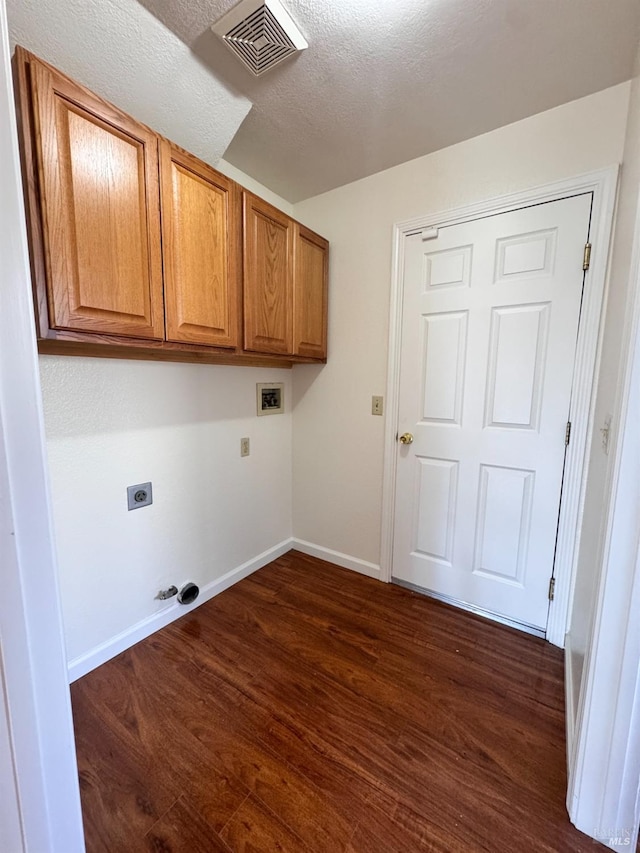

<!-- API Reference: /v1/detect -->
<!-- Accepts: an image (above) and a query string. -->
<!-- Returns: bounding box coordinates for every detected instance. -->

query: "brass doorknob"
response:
[398,432,414,445]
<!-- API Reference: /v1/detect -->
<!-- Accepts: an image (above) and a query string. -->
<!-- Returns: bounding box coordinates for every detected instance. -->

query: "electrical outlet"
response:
[372,395,384,416]
[240,437,250,457]
[127,482,152,511]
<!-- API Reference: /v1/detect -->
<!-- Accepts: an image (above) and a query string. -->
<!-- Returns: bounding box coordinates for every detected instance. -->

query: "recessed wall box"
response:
[257,382,284,415]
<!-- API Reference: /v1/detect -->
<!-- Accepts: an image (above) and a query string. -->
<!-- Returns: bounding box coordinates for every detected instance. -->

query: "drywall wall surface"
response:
[569,60,640,693]
[217,159,295,216]
[7,0,250,170]
[291,83,630,568]
[40,356,292,662]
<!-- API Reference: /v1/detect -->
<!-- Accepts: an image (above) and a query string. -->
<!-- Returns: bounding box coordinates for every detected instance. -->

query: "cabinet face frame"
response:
[159,141,241,349]
[26,53,165,340]
[243,192,295,355]
[293,224,329,359]
[13,47,48,341]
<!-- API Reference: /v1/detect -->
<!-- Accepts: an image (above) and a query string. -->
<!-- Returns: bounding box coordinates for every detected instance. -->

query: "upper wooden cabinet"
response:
[243,193,329,359]
[294,225,329,359]
[160,142,240,348]
[14,47,329,367]
[27,54,165,340]
[243,192,294,355]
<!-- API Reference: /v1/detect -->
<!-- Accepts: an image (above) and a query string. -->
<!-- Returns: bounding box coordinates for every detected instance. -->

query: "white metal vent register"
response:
[212,0,308,77]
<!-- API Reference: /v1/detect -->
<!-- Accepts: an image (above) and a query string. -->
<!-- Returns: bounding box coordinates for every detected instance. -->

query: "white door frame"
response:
[567,181,640,848]
[0,1,85,849]
[380,167,619,647]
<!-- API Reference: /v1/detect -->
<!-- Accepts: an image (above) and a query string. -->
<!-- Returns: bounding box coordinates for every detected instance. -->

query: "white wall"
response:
[566,46,640,844]
[41,357,294,672]
[569,53,640,700]
[291,83,630,569]
[217,158,295,216]
[568,243,640,841]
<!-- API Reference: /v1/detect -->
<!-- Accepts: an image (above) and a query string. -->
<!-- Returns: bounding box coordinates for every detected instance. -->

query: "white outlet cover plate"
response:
[127,482,153,511]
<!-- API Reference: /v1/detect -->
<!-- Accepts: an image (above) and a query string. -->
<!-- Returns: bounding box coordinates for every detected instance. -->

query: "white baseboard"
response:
[291,538,381,581]
[68,538,382,682]
[68,538,294,682]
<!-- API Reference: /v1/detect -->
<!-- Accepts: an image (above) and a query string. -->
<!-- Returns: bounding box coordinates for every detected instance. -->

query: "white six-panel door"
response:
[392,193,592,631]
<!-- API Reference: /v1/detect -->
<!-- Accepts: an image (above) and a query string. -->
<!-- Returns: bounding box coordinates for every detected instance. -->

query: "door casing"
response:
[0,1,85,847]
[380,167,618,648]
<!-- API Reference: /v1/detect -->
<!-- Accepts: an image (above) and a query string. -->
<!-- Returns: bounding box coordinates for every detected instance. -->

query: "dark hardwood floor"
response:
[71,550,598,852]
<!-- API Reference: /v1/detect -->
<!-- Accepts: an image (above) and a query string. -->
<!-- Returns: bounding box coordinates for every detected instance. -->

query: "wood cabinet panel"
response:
[160,142,240,348]
[243,193,294,355]
[294,225,328,359]
[29,58,164,339]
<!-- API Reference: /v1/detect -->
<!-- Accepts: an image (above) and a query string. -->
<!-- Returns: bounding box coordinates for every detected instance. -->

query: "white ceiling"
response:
[7,0,251,167]
[137,0,640,202]
[9,0,640,204]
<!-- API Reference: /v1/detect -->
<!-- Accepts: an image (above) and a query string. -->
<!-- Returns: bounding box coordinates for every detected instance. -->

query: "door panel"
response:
[414,457,458,564]
[294,225,329,358]
[473,464,534,584]
[161,142,239,348]
[393,194,593,631]
[485,303,549,429]
[421,311,468,424]
[243,192,294,354]
[30,60,164,339]
[424,244,472,290]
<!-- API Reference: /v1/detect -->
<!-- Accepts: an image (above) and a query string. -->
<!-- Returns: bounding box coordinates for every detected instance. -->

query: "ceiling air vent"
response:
[212,0,307,77]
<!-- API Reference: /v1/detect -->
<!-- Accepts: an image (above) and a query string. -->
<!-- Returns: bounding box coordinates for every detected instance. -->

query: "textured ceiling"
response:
[7,0,251,168]
[137,0,640,202]
[9,0,640,203]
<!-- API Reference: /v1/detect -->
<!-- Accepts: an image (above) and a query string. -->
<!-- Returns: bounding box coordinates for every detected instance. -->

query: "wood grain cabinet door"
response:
[243,193,294,354]
[293,225,328,359]
[29,59,164,339]
[160,143,240,348]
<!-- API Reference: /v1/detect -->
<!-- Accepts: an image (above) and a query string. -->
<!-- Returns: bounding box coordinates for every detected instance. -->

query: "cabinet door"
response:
[243,193,294,354]
[29,59,164,339]
[294,225,329,359]
[160,142,240,348]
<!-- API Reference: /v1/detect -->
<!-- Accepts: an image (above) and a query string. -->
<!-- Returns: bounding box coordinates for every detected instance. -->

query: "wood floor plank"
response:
[74,650,252,837]
[348,800,448,853]
[219,793,308,852]
[142,659,355,850]
[145,795,234,852]
[72,681,180,852]
[86,638,355,851]
[71,549,596,852]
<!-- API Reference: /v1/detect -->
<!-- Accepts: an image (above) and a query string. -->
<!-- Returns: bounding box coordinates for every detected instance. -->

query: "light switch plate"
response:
[127,482,152,510]
[372,395,384,416]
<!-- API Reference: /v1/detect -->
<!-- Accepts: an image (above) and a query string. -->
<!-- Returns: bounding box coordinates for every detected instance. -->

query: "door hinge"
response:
[549,577,556,601]
[565,421,572,446]
[583,242,592,271]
